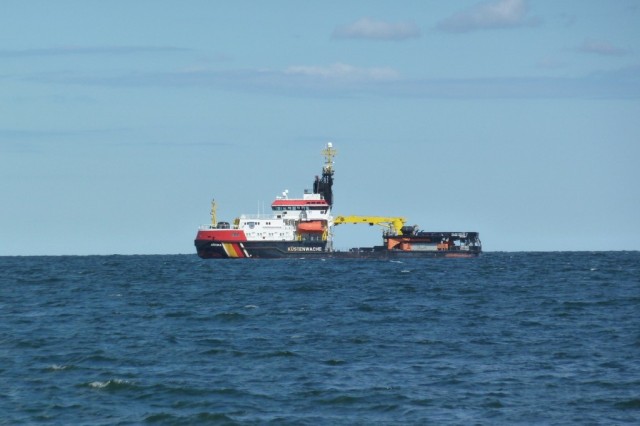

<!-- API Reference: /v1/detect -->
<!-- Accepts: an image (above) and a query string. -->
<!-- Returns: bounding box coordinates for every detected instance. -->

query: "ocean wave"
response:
[87,378,136,390]
[47,364,70,371]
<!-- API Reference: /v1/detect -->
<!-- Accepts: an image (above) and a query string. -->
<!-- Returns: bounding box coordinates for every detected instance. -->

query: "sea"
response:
[1,252,639,425]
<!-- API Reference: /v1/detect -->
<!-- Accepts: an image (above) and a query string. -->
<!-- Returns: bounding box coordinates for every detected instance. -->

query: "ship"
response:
[194,143,481,259]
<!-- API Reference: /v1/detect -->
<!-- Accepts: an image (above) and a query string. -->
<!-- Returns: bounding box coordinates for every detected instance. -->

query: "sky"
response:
[1,0,639,255]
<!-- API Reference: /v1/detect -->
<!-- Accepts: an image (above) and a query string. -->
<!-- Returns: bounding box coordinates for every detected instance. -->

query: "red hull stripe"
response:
[232,243,245,258]
[196,229,247,242]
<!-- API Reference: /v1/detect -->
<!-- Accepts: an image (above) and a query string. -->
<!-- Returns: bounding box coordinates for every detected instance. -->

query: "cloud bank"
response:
[27,63,640,100]
[285,63,400,81]
[332,17,420,41]
[436,0,539,33]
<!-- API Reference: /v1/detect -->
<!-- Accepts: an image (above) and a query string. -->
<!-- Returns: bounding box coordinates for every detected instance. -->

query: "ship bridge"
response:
[271,191,331,220]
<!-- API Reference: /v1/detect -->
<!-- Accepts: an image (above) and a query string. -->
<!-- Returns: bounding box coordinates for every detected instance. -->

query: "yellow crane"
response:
[333,215,407,236]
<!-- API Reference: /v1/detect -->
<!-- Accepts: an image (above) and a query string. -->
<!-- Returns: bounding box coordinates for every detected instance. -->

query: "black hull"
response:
[329,247,481,259]
[195,240,329,259]
[195,240,480,259]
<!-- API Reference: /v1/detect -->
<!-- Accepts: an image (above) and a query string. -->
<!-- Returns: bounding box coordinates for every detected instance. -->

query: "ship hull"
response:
[328,247,481,259]
[194,239,480,259]
[194,239,328,259]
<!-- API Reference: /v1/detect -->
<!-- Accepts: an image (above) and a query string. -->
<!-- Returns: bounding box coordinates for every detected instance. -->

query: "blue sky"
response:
[1,0,639,255]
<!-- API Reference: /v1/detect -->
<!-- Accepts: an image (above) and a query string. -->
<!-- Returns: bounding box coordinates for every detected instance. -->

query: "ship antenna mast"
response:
[322,142,337,174]
[210,199,217,227]
[313,142,337,207]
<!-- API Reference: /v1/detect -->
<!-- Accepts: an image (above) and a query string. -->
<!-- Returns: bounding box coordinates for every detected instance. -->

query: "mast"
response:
[313,142,337,207]
[210,199,217,226]
[322,142,337,174]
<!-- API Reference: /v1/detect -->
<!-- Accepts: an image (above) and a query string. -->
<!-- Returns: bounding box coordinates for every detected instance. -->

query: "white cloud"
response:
[332,17,420,41]
[436,0,540,33]
[23,64,640,100]
[577,39,628,56]
[285,63,400,81]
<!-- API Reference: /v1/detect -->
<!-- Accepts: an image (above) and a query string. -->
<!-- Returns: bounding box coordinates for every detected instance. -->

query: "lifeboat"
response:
[297,220,325,233]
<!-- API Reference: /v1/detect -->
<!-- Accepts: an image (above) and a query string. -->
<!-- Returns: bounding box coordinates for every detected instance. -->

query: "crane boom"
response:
[333,215,407,235]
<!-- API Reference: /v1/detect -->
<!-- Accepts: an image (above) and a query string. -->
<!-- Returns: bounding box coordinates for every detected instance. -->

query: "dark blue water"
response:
[1,252,639,424]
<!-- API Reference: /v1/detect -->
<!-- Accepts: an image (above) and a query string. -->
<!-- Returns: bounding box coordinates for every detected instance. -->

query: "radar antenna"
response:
[322,142,337,174]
